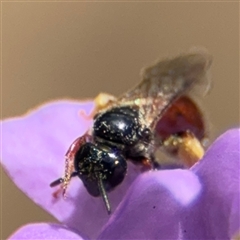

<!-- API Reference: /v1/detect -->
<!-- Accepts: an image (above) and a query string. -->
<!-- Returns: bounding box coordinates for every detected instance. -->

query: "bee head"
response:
[74,142,127,196]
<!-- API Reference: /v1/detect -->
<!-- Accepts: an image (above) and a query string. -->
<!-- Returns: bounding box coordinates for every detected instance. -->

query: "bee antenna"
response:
[50,177,63,187]
[50,172,78,187]
[97,176,111,214]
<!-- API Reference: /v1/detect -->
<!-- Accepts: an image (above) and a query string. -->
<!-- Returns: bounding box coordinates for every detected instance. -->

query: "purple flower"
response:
[1,100,240,239]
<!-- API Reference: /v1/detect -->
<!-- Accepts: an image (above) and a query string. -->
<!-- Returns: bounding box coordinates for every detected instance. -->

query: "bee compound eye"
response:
[105,153,127,189]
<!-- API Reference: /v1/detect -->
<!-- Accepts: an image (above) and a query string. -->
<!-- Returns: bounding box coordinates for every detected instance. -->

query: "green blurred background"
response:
[1,1,239,239]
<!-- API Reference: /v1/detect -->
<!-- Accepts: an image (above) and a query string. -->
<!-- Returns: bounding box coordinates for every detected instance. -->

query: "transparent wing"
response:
[117,49,212,130]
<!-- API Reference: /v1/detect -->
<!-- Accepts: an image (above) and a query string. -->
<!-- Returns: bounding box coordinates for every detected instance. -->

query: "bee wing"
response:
[117,49,212,130]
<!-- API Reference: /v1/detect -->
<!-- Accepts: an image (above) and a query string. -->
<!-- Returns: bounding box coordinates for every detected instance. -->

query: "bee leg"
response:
[79,93,117,120]
[141,158,152,171]
[140,157,161,171]
[62,134,91,197]
[50,172,78,198]
[149,155,161,170]
[50,134,91,198]
[152,160,161,170]
[163,131,205,167]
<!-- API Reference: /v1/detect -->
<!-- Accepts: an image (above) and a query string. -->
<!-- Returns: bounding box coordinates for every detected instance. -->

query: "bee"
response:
[50,49,212,214]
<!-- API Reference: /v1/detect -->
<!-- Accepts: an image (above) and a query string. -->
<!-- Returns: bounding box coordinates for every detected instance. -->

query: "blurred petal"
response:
[2,101,239,239]
[230,195,240,239]
[99,129,239,239]
[8,223,84,240]
[181,129,240,239]
[1,101,141,238]
[99,169,202,239]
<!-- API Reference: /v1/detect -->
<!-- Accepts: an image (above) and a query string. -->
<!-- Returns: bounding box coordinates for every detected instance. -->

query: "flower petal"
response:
[181,129,240,239]
[1,101,141,238]
[8,223,85,240]
[99,129,240,239]
[99,169,202,239]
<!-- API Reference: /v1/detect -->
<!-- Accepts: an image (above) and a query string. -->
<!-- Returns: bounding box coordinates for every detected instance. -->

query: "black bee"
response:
[50,49,212,214]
